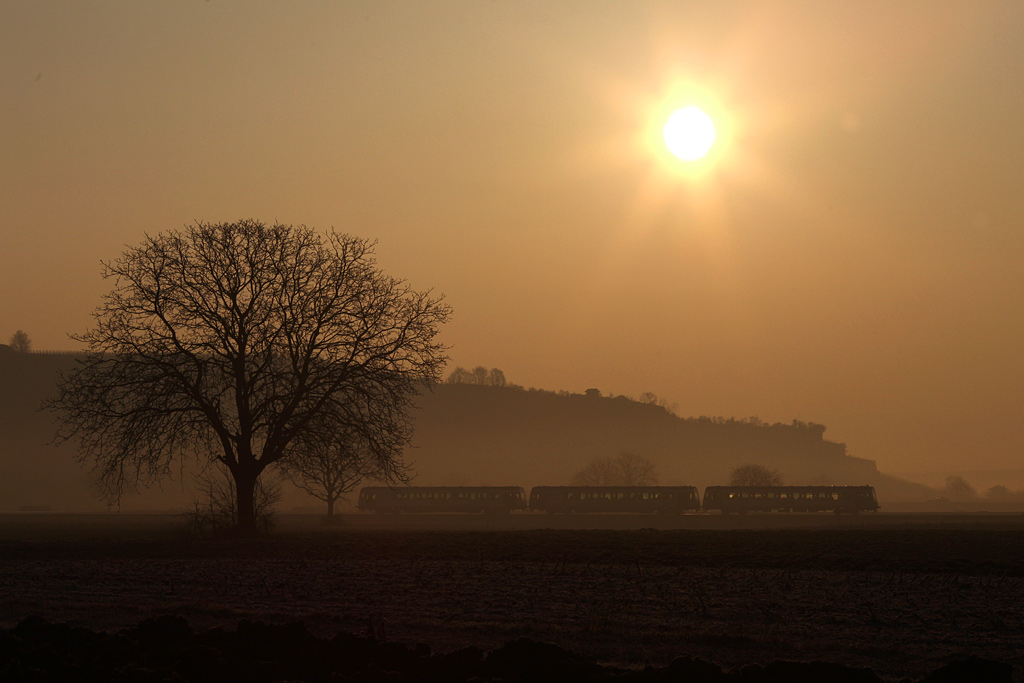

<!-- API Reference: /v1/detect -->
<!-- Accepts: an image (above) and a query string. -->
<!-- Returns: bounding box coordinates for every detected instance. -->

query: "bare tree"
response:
[9,330,31,353]
[47,220,451,534]
[445,366,474,384]
[943,475,977,501]
[284,426,388,518]
[571,451,659,486]
[571,457,617,486]
[986,485,1011,501]
[616,451,659,485]
[637,391,678,415]
[486,367,506,387]
[729,463,783,486]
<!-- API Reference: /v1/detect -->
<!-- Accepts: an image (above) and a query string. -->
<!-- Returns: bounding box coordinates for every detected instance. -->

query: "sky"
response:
[3,1,1023,476]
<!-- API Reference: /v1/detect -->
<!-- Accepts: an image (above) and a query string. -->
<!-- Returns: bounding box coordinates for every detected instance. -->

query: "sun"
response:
[663,106,716,161]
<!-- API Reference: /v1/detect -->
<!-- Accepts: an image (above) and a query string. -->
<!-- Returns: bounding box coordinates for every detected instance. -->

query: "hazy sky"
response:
[3,1,1023,475]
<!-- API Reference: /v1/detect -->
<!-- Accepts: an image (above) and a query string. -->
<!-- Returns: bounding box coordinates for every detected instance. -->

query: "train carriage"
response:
[357,486,527,514]
[528,486,701,514]
[702,485,879,514]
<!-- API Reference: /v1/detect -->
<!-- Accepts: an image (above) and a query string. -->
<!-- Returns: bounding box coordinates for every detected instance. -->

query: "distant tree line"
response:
[445,366,508,387]
[942,475,1024,502]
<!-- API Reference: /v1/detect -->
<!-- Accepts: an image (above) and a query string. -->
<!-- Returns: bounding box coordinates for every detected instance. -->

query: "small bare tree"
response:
[571,457,617,486]
[729,463,783,486]
[637,391,678,415]
[284,426,397,518]
[572,451,659,486]
[943,475,977,501]
[615,451,659,485]
[9,330,31,353]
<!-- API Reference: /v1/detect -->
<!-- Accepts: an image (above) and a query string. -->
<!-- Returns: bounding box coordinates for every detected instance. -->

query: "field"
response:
[1,512,1022,681]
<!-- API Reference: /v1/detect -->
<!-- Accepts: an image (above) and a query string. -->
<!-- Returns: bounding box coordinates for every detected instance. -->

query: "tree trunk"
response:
[235,468,259,535]
[326,496,335,518]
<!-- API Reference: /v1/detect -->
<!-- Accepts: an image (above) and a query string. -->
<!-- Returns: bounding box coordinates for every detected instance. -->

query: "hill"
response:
[0,347,198,511]
[0,348,933,511]
[408,384,931,502]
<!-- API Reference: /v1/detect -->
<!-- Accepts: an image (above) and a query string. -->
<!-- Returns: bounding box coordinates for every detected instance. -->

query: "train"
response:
[357,486,527,514]
[702,486,880,514]
[356,484,879,514]
[528,486,700,514]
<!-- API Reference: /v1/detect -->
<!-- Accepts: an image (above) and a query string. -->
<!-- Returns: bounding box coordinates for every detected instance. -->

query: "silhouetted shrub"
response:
[918,656,1012,683]
[0,616,1010,682]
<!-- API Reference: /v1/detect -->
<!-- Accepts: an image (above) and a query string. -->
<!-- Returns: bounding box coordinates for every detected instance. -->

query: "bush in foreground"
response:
[0,615,1010,683]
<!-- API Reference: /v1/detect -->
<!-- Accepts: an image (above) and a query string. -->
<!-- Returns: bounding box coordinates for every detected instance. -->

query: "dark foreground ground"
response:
[1,513,1022,681]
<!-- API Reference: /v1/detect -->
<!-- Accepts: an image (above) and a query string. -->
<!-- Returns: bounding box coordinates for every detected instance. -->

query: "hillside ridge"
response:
[0,350,931,510]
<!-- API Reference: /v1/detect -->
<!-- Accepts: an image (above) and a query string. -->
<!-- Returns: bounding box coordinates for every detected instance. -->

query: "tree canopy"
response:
[571,452,659,486]
[48,220,451,532]
[729,463,784,486]
[284,425,384,518]
[943,475,977,501]
[9,330,31,353]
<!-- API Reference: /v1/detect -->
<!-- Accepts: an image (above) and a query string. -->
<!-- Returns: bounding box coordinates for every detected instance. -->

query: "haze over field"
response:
[3,2,1024,476]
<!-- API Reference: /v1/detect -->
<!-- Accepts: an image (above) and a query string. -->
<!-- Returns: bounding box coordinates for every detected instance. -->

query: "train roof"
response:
[359,485,524,491]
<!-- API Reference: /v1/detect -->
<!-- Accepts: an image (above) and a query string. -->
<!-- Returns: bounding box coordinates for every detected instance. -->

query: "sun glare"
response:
[663,106,716,161]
